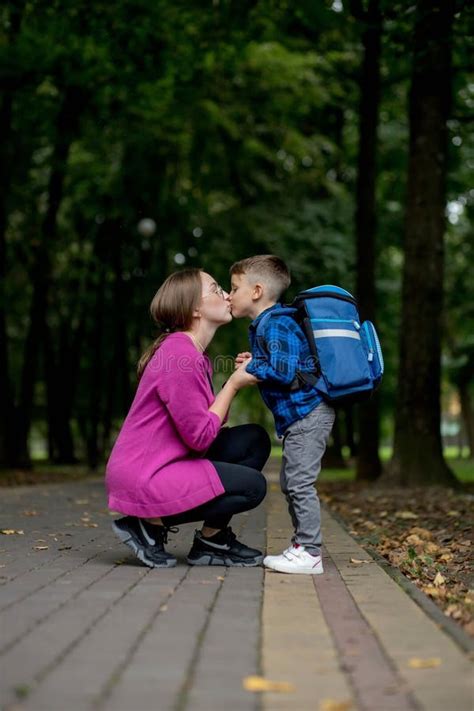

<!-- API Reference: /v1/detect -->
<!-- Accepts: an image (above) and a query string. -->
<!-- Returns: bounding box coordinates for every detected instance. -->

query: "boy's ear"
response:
[252,283,264,300]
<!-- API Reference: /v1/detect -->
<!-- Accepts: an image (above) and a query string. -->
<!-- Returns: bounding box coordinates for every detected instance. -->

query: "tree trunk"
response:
[86,248,107,470]
[352,0,383,481]
[0,90,16,467]
[322,415,346,469]
[343,406,357,458]
[112,226,132,414]
[0,1,26,467]
[459,386,473,459]
[458,362,474,460]
[44,318,83,464]
[389,0,456,486]
[12,87,83,466]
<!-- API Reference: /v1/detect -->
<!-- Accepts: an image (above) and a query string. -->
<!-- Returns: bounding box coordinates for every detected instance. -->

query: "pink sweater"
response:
[105,333,225,517]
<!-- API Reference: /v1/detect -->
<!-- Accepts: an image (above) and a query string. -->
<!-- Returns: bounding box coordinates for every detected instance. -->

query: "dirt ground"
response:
[320,480,474,638]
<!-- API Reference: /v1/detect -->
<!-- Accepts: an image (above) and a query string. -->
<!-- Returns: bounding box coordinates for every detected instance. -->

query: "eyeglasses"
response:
[202,283,226,299]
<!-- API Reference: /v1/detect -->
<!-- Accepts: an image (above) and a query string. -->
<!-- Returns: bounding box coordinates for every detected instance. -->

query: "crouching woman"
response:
[105,268,270,568]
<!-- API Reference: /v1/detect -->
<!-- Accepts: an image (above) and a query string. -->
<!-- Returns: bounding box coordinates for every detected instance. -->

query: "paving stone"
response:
[20,569,187,710]
[0,468,472,711]
[183,507,265,711]
[0,564,149,708]
[262,491,353,711]
[322,508,474,711]
[99,566,227,711]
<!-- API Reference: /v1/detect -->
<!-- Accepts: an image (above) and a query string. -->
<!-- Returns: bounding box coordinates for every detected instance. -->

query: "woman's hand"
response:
[234,351,252,369]
[228,360,259,390]
[210,360,258,423]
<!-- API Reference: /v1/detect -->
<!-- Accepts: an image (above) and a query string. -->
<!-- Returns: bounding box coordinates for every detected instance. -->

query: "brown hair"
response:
[137,268,202,379]
[229,255,291,301]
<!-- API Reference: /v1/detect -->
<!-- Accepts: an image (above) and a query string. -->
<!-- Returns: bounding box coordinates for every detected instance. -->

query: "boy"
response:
[229,255,335,574]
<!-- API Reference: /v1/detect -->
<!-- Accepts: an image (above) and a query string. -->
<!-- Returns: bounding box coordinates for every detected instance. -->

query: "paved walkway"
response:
[0,462,472,711]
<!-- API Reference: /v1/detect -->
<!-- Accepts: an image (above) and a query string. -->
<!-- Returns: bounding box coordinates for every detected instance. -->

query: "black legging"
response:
[161,424,271,530]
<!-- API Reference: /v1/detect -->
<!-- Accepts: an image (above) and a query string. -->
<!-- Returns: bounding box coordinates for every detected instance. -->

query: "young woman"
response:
[105,268,271,568]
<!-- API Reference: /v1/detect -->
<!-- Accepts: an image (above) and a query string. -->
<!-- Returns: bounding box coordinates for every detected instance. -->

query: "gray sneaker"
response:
[186,527,263,567]
[112,516,177,568]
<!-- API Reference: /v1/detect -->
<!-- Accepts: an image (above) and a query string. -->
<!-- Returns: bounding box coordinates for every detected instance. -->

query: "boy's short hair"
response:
[229,255,291,301]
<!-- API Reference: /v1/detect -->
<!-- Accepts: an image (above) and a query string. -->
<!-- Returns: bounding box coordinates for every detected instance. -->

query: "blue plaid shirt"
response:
[245,304,322,436]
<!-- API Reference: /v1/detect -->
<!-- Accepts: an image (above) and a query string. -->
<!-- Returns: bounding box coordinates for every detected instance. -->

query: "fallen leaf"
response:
[447,510,460,517]
[408,527,433,540]
[320,700,353,711]
[159,604,168,612]
[242,675,295,693]
[433,572,446,586]
[1,529,24,535]
[350,558,373,565]
[388,551,405,566]
[405,534,424,546]
[22,510,38,516]
[83,523,99,528]
[445,604,463,620]
[216,576,225,581]
[33,546,49,551]
[395,511,418,520]
[423,585,443,598]
[408,657,441,669]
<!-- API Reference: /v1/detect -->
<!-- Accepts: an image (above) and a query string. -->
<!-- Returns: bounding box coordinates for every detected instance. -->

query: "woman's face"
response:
[199,272,232,326]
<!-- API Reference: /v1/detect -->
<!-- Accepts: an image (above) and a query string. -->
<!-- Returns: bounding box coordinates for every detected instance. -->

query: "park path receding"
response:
[0,461,472,711]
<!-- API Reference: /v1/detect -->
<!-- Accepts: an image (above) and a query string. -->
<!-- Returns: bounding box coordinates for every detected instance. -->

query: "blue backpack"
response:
[256,285,384,405]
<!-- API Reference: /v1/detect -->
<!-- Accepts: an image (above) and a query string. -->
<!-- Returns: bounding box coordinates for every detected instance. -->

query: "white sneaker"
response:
[263,544,323,575]
[263,544,296,569]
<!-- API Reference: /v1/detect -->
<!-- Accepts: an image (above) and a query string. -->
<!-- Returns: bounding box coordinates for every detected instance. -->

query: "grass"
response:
[270,446,474,483]
[451,459,474,483]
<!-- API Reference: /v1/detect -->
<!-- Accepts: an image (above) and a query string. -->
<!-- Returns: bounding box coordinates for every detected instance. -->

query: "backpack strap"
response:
[254,307,318,391]
[254,307,297,350]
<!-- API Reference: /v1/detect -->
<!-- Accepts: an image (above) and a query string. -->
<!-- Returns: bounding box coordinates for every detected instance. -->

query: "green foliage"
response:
[1,0,471,465]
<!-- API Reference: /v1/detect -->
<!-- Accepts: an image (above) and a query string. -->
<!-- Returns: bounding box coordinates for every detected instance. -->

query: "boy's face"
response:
[229,273,258,318]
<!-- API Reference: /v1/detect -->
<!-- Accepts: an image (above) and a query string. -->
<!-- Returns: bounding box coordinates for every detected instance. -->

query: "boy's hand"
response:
[229,360,259,389]
[234,351,252,370]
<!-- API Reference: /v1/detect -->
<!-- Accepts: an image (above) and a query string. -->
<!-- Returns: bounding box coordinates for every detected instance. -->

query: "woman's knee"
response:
[249,471,267,505]
[245,424,272,463]
[248,423,271,447]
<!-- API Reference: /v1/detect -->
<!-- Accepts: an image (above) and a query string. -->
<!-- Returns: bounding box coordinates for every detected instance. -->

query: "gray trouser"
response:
[280,402,335,554]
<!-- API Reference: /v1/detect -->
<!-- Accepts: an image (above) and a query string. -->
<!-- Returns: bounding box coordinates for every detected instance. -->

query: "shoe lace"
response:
[156,525,179,545]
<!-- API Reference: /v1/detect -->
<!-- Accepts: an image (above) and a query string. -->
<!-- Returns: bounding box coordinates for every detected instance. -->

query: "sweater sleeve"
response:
[159,354,221,452]
[245,319,300,385]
